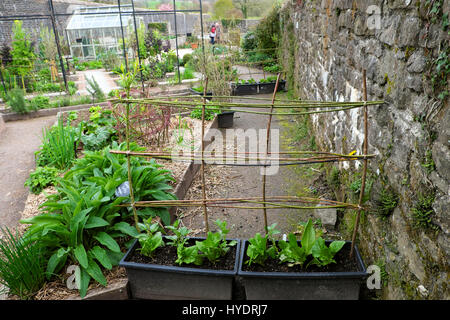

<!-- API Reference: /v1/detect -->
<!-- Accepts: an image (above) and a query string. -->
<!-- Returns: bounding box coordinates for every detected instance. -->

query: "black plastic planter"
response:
[218,111,235,128]
[231,83,258,96]
[120,238,241,300]
[189,88,213,101]
[258,82,276,94]
[258,80,287,94]
[238,240,367,300]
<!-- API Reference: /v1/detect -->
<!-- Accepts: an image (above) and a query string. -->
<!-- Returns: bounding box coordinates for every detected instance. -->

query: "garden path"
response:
[181,94,334,239]
[0,116,55,230]
[77,69,120,96]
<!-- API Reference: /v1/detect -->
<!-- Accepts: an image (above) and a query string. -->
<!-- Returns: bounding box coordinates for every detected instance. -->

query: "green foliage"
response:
[147,22,168,33]
[165,220,202,266]
[190,105,220,120]
[22,141,175,297]
[81,126,115,151]
[329,166,341,189]
[375,187,399,219]
[181,65,195,80]
[263,64,282,73]
[246,223,280,266]
[5,88,30,114]
[10,20,36,90]
[98,51,121,71]
[411,193,437,230]
[35,117,82,170]
[196,220,237,264]
[0,228,47,300]
[310,237,345,267]
[182,53,192,66]
[25,166,60,194]
[278,219,316,267]
[86,76,106,102]
[241,31,257,52]
[136,220,164,258]
[29,95,50,110]
[254,4,281,58]
[165,220,191,248]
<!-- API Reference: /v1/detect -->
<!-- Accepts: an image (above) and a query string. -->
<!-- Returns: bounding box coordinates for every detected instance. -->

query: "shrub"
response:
[29,95,50,110]
[6,88,29,113]
[86,76,105,102]
[182,53,192,66]
[190,105,220,120]
[0,228,47,300]
[241,31,257,52]
[24,166,60,194]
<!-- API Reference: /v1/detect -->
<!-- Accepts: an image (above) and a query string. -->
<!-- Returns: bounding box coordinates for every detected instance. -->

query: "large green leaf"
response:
[78,266,91,298]
[74,244,89,269]
[94,232,121,253]
[90,246,112,270]
[112,222,139,237]
[85,216,110,229]
[46,248,68,280]
[301,219,315,255]
[85,258,107,286]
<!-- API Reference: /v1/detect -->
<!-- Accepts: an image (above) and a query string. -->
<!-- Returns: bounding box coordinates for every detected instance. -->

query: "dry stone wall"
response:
[279,0,449,299]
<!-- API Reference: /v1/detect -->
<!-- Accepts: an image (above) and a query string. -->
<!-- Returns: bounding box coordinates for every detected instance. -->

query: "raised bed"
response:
[231,83,258,96]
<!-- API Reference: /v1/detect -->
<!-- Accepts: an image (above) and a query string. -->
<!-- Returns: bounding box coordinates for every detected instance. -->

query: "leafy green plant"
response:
[136,219,164,258]
[10,20,36,90]
[375,187,399,219]
[196,220,237,264]
[5,88,30,114]
[86,76,105,103]
[24,166,60,194]
[411,193,437,230]
[165,220,202,266]
[165,219,191,247]
[0,228,47,300]
[190,105,220,120]
[29,95,50,110]
[35,117,82,170]
[278,219,316,267]
[246,223,280,266]
[81,126,115,151]
[310,237,345,267]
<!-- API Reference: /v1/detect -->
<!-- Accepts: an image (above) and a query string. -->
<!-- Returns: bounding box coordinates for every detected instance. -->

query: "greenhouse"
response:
[66,5,142,60]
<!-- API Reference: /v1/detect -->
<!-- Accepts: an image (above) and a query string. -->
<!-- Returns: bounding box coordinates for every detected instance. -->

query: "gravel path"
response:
[0,116,55,229]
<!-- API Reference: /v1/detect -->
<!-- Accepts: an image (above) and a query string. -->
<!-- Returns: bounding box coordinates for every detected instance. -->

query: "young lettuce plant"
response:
[166,220,202,266]
[196,219,237,264]
[278,218,316,267]
[310,237,345,267]
[245,223,280,266]
[136,219,164,258]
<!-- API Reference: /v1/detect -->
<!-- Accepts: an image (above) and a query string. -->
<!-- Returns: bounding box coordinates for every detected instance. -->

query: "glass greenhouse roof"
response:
[66,5,134,30]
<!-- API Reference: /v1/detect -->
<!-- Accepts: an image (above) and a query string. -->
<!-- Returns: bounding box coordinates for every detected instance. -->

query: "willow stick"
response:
[125,101,140,232]
[201,78,209,233]
[351,70,369,257]
[262,73,281,234]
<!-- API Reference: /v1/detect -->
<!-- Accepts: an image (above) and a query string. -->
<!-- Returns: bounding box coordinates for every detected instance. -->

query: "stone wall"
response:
[278,0,449,299]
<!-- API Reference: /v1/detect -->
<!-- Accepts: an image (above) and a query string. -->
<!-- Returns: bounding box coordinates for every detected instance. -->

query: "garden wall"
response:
[278,0,449,299]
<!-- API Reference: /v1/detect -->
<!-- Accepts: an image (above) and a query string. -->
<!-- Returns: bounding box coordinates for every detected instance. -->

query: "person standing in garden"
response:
[210,24,216,45]
[215,22,221,44]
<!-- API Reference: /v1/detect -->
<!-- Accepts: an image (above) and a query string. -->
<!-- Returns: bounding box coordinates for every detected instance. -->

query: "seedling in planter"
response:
[136,219,164,258]
[165,220,202,266]
[278,219,316,267]
[196,220,237,264]
[246,223,280,266]
[310,237,345,267]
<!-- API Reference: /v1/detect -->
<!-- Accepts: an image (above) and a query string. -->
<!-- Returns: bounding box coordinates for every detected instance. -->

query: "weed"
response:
[411,193,438,230]
[375,187,399,219]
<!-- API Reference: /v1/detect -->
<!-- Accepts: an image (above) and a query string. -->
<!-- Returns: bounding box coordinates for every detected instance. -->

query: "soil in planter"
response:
[241,242,360,273]
[126,239,237,271]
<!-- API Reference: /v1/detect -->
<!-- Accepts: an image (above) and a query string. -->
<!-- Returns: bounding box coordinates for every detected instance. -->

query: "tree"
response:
[213,0,236,20]
[233,0,251,19]
[10,20,36,90]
